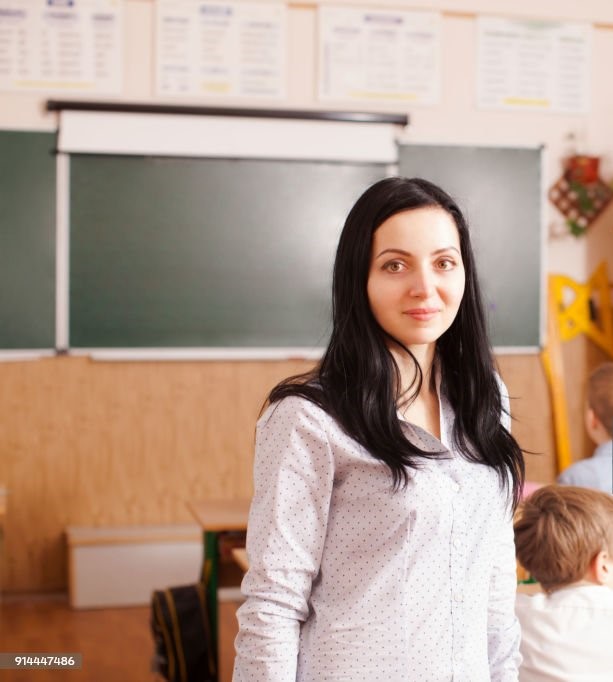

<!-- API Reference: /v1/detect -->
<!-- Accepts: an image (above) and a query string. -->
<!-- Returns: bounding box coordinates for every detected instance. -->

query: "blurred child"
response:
[558,362,613,493]
[514,484,613,681]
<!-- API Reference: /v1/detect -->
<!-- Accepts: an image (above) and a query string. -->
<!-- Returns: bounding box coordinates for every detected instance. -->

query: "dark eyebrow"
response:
[374,246,461,259]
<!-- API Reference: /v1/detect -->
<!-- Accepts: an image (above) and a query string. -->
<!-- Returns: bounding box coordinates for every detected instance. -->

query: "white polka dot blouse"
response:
[233,378,520,681]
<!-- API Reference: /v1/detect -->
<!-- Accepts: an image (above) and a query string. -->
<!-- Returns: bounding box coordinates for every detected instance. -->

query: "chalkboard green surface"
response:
[0,131,56,349]
[399,144,542,349]
[69,155,387,348]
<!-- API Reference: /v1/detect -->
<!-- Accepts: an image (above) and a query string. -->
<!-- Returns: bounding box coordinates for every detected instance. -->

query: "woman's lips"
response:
[404,308,440,321]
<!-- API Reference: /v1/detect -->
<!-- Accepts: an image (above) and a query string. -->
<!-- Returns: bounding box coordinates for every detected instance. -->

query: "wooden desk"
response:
[188,499,251,534]
[188,499,250,678]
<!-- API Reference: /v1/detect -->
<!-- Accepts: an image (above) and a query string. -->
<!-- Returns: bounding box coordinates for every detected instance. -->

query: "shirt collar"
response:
[396,362,451,453]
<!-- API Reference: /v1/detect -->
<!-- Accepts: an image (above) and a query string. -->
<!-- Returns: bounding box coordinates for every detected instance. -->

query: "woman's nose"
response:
[408,268,435,298]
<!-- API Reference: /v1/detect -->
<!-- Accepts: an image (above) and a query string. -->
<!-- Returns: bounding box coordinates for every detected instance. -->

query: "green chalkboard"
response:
[69,155,387,348]
[0,130,56,349]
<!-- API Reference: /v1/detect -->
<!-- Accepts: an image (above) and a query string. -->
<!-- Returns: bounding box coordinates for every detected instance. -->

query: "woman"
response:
[233,177,525,681]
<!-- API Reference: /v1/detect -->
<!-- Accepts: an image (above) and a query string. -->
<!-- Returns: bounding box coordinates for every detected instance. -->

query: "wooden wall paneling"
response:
[559,336,592,464]
[1,354,550,594]
[496,354,557,484]
[0,356,313,593]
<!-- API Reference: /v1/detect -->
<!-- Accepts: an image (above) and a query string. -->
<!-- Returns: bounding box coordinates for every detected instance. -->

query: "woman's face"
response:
[366,206,466,351]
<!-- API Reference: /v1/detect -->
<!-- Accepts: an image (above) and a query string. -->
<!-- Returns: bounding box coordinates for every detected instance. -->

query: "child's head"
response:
[514,484,613,593]
[585,362,613,443]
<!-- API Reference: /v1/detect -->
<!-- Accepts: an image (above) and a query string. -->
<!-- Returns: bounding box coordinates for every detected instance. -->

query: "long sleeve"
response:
[487,375,521,680]
[487,506,521,681]
[233,397,335,682]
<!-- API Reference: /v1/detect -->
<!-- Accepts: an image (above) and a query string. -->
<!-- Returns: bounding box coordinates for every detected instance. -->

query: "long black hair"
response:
[269,177,525,509]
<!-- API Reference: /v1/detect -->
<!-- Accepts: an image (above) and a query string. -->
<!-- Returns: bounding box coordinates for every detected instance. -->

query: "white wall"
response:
[2,0,612,281]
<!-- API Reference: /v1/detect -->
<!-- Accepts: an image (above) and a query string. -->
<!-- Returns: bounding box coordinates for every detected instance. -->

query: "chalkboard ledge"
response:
[70,348,325,362]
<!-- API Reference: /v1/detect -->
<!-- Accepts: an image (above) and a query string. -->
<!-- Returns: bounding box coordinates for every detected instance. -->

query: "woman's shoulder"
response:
[258,392,330,431]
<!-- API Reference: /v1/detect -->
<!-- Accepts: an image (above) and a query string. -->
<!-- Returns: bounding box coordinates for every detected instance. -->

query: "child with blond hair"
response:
[514,484,613,681]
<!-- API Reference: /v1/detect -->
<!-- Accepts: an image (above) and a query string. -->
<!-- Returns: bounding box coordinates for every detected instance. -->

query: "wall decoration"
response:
[548,155,612,237]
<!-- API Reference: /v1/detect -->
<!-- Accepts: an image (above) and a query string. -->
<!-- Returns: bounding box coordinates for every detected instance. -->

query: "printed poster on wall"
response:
[318,6,441,105]
[477,17,591,114]
[0,0,122,94]
[156,0,286,99]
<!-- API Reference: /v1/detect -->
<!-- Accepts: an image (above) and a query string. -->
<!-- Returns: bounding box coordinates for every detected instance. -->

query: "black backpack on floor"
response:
[151,583,216,682]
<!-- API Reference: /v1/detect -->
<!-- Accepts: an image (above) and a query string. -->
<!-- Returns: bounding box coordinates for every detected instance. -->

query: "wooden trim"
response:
[65,526,202,547]
[66,533,201,547]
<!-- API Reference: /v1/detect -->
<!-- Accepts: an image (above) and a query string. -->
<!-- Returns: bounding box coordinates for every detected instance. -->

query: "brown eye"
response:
[384,261,404,273]
[437,258,455,270]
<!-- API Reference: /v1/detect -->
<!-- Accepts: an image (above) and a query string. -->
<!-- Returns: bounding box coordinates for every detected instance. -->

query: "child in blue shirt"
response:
[558,362,613,494]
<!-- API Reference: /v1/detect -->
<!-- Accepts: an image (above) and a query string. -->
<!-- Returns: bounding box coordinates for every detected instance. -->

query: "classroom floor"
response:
[0,594,241,682]
[0,594,159,682]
